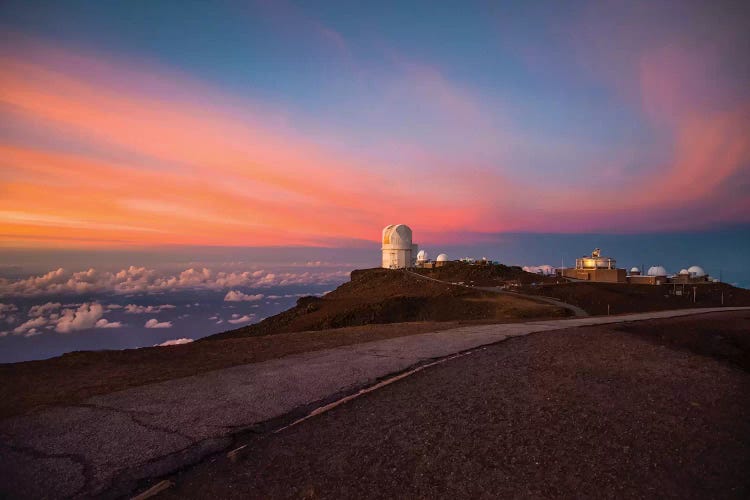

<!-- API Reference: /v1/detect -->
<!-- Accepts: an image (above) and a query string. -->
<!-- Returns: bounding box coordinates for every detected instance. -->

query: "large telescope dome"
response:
[382,224,412,250]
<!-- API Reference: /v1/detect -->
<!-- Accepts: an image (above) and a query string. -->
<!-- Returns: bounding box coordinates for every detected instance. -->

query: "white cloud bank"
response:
[0,303,18,323]
[55,303,105,333]
[228,314,254,324]
[95,318,123,329]
[145,318,173,329]
[124,304,176,314]
[522,265,557,276]
[0,266,350,297]
[28,302,61,317]
[0,303,18,314]
[156,338,193,346]
[224,290,264,302]
[10,302,123,335]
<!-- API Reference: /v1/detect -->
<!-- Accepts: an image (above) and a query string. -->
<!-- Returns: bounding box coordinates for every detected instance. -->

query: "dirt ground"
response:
[0,319,524,419]
[162,311,750,499]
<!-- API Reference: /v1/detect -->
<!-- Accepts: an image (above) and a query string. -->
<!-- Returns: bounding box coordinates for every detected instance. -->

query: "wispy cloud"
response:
[156,338,193,346]
[224,291,264,302]
[144,318,172,329]
[228,314,254,324]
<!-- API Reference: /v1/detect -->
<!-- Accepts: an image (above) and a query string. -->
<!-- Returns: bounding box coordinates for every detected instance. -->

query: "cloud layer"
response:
[0,266,349,297]
[9,302,122,336]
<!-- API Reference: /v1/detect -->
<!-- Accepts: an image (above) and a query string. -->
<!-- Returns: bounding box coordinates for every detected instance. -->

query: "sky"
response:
[1,1,749,362]
[1,0,749,247]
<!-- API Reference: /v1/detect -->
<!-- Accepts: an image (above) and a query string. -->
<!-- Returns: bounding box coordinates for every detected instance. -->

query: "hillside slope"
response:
[413,261,558,286]
[519,281,750,315]
[208,268,567,340]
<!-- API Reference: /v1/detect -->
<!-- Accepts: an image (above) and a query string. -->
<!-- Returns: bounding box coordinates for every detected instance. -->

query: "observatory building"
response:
[382,224,419,269]
[558,248,714,285]
[560,248,627,283]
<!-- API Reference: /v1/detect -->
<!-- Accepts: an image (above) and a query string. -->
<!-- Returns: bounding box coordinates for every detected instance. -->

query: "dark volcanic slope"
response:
[165,311,750,499]
[519,281,750,315]
[209,268,566,340]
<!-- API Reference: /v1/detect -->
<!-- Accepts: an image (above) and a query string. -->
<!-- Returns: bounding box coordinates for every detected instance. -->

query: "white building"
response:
[382,224,419,269]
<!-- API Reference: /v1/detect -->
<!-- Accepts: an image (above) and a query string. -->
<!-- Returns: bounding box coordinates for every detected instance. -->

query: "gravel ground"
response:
[163,312,750,499]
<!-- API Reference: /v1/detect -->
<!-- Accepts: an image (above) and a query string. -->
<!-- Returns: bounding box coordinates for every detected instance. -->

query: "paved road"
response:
[404,269,589,317]
[475,286,590,317]
[1,307,748,498]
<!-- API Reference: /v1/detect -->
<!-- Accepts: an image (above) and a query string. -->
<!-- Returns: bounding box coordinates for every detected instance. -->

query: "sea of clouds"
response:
[0,263,350,363]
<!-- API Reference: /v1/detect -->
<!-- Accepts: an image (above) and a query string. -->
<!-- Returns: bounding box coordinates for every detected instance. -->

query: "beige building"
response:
[560,248,627,283]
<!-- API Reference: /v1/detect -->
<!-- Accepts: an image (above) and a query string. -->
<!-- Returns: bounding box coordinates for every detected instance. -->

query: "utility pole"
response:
[693,286,697,304]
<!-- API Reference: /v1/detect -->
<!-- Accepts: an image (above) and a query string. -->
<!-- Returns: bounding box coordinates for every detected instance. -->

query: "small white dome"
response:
[416,250,428,262]
[647,265,668,277]
[687,265,706,277]
[630,267,640,273]
[436,253,449,262]
[679,269,689,275]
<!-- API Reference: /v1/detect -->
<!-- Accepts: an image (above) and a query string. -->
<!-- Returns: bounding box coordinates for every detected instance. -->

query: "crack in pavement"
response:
[73,403,196,442]
[1,441,93,499]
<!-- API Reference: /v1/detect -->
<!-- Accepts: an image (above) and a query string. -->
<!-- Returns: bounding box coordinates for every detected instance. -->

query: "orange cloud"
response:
[0,41,503,246]
[1,35,748,248]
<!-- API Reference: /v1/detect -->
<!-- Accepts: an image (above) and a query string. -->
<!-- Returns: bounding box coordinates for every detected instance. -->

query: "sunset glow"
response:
[1,1,749,248]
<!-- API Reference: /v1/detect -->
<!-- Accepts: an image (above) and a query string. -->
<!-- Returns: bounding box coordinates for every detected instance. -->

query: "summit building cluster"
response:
[560,248,716,285]
[381,226,718,288]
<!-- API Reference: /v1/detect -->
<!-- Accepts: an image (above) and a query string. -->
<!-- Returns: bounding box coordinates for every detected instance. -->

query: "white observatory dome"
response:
[630,267,640,273]
[382,224,412,250]
[416,250,428,262]
[687,265,706,277]
[647,265,668,277]
[679,269,689,275]
[436,253,449,262]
